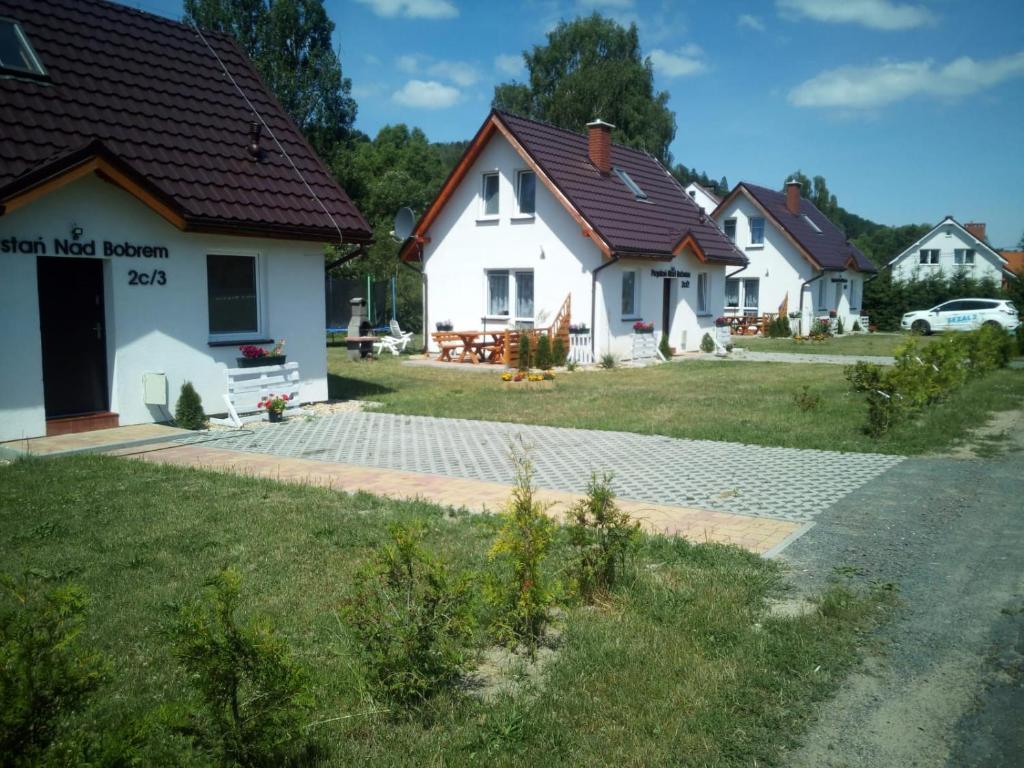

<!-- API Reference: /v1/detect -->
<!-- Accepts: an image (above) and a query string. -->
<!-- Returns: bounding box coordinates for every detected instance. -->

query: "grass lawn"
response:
[735,332,939,357]
[328,348,1024,455]
[1,456,892,767]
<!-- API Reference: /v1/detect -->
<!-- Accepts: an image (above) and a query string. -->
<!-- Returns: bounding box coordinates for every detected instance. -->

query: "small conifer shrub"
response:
[174,381,207,430]
[517,335,531,371]
[535,334,552,370]
[700,333,715,353]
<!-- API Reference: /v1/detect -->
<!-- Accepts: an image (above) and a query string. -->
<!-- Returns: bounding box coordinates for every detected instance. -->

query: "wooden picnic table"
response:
[454,331,503,364]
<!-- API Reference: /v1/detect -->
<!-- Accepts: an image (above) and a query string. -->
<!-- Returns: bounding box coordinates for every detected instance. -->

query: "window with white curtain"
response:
[515,271,534,318]
[742,278,759,309]
[621,270,638,317]
[488,270,509,315]
[725,278,740,308]
[697,272,709,314]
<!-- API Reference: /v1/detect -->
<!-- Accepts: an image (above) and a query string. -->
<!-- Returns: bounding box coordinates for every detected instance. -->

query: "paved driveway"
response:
[178,412,902,524]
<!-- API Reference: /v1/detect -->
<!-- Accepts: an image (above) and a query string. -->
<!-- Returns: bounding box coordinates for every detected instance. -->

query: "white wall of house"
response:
[890,219,1005,283]
[422,134,602,347]
[684,183,719,215]
[0,174,329,442]
[421,133,730,358]
[714,194,866,334]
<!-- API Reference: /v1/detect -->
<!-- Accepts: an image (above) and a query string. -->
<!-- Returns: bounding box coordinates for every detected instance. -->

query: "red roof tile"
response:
[0,0,371,243]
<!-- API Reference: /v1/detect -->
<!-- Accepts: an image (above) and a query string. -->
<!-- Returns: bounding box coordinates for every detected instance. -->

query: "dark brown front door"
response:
[37,257,109,418]
[662,278,672,334]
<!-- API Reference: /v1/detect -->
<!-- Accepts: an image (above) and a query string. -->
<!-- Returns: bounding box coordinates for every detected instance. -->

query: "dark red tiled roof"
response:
[0,0,371,243]
[497,112,745,265]
[735,182,876,272]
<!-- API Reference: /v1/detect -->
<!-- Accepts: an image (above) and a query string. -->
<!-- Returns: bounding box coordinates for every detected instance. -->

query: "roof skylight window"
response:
[802,214,822,233]
[613,166,648,201]
[0,19,47,77]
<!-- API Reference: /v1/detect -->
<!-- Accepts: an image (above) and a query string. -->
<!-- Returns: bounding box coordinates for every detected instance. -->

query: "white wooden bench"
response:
[209,362,304,428]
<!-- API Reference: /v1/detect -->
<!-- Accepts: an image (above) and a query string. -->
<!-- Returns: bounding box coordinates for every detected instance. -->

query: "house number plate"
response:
[128,269,167,286]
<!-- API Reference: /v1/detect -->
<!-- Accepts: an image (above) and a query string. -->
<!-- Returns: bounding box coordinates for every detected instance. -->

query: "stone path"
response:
[173,412,903,524]
[729,351,895,366]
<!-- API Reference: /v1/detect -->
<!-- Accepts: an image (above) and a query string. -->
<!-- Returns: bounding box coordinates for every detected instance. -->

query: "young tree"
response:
[183,0,356,158]
[492,13,676,164]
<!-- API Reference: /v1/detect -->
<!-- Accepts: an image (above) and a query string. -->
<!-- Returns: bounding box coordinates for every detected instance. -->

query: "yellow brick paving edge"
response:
[107,443,801,555]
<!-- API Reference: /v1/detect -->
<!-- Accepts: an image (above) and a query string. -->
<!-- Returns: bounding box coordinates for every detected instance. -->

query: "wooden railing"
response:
[502,294,572,367]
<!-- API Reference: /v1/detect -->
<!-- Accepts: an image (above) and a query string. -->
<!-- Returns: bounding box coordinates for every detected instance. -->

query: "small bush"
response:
[658,333,672,359]
[700,333,715,353]
[552,336,566,367]
[836,316,845,335]
[565,359,578,372]
[599,353,617,369]
[534,334,552,370]
[793,385,822,412]
[852,319,862,332]
[487,449,556,654]
[765,316,792,338]
[0,573,107,766]
[566,474,640,602]
[810,319,832,338]
[171,567,312,767]
[344,525,473,707]
[517,335,531,371]
[174,381,207,430]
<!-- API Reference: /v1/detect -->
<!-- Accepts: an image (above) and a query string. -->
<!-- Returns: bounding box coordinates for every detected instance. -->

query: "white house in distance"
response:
[399,110,746,358]
[887,218,1011,284]
[711,181,877,334]
[0,0,372,443]
[684,182,720,215]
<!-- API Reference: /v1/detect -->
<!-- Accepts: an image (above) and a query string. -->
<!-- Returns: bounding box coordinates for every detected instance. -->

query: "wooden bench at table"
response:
[431,331,464,361]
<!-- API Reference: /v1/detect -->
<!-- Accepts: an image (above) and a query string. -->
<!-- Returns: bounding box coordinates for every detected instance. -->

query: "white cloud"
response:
[649,45,706,78]
[777,0,935,31]
[392,79,461,109]
[355,0,458,19]
[395,54,420,74]
[428,60,480,87]
[788,51,1024,109]
[495,53,524,77]
[738,14,765,32]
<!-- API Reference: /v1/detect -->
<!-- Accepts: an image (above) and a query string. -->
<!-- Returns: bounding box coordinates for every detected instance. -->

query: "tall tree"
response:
[492,14,676,164]
[183,0,356,158]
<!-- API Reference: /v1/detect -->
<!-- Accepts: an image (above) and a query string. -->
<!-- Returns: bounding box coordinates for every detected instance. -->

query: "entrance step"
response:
[46,411,120,436]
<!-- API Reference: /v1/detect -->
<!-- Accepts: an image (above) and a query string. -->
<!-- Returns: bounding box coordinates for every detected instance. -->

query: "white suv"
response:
[901,298,1020,334]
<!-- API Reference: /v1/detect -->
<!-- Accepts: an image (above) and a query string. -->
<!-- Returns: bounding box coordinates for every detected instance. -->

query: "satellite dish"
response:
[393,207,416,242]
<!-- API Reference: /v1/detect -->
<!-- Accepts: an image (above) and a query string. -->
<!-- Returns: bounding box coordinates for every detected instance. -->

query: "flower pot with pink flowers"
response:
[258,392,290,422]
[237,340,286,368]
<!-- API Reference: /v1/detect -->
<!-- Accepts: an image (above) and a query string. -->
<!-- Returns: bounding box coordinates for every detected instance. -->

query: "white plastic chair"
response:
[389,320,413,350]
[374,335,403,356]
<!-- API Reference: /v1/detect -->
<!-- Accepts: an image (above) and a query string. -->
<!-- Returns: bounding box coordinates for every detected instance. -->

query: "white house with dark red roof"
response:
[0,0,371,443]
[400,110,746,359]
[887,218,1011,284]
[684,182,720,215]
[711,181,877,335]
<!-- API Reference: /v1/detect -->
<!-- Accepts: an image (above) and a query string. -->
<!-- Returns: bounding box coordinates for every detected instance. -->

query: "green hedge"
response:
[863,271,1004,331]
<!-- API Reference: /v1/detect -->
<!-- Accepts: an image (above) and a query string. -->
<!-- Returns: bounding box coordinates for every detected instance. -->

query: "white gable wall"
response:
[0,175,329,442]
[684,183,719,215]
[890,220,1005,283]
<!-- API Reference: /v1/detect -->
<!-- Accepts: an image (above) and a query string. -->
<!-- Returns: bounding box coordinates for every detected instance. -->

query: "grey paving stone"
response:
[176,413,903,524]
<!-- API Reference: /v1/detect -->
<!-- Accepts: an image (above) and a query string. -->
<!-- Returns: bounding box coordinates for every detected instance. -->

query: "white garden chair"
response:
[373,334,404,356]
[389,319,413,350]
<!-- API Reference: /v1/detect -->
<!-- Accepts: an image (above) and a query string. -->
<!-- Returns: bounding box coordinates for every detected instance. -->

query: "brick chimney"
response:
[785,179,802,215]
[586,119,614,174]
[964,222,987,242]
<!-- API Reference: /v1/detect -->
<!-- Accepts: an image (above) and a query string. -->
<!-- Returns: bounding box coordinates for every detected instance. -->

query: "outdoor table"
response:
[454,331,487,363]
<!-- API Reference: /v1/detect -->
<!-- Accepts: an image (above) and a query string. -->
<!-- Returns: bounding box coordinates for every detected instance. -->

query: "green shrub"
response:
[793,385,822,412]
[344,525,473,707]
[174,381,207,430]
[852,319,862,332]
[487,450,556,655]
[766,316,792,338]
[599,353,617,369]
[552,336,566,367]
[534,334,552,370]
[565,474,640,602]
[810,319,832,337]
[836,316,845,335]
[565,359,578,372]
[517,335,531,371]
[0,573,107,767]
[700,333,715,353]
[171,567,312,767]
[658,333,672,359]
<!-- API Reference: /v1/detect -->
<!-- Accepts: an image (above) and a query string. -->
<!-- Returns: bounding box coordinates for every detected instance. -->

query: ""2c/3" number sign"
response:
[128,269,167,286]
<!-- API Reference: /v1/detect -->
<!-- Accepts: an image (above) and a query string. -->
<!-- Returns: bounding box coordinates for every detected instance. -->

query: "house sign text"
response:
[650,268,690,278]
[1,236,169,259]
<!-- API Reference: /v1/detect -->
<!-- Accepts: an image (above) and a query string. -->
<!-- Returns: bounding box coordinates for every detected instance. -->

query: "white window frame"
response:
[485,268,535,323]
[696,272,709,315]
[954,248,975,266]
[723,218,737,242]
[621,269,640,319]
[749,217,765,247]
[742,278,759,311]
[514,169,536,217]
[206,251,265,342]
[818,279,827,311]
[919,249,939,265]
[480,171,500,219]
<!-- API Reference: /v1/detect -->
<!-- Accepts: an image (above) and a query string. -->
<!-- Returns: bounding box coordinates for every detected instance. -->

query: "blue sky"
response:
[137,0,1024,247]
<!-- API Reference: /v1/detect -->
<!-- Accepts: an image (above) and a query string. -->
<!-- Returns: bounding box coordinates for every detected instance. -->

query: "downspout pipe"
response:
[399,242,427,353]
[591,253,620,357]
[799,271,827,334]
